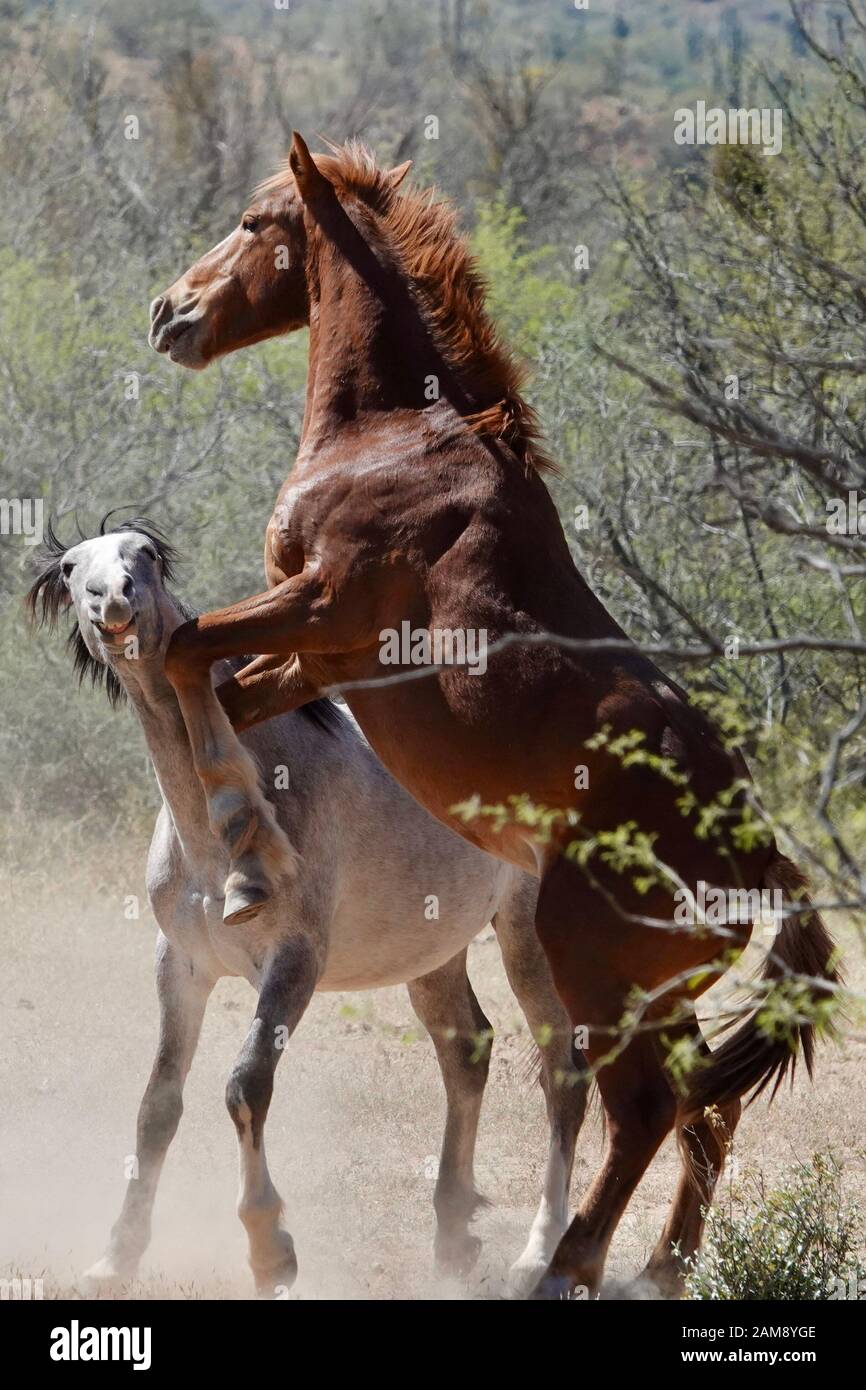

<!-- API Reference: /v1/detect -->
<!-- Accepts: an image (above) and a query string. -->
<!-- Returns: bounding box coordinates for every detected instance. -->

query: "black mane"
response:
[26,513,180,708]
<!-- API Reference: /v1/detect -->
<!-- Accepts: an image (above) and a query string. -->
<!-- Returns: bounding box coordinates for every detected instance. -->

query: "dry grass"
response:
[1,848,864,1301]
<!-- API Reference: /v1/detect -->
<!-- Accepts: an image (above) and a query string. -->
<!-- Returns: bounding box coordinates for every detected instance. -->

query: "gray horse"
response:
[28,519,586,1296]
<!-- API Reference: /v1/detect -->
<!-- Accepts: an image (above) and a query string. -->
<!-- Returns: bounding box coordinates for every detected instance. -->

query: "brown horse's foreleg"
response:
[165,568,374,922]
[407,952,493,1279]
[215,653,319,732]
[169,669,298,923]
[85,937,214,1286]
[228,935,319,1297]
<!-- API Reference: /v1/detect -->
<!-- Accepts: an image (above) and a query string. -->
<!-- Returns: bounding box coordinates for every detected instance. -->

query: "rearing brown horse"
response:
[150,135,837,1298]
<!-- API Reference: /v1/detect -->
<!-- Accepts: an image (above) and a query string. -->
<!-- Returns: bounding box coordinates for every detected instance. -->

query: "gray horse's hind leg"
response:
[227,935,318,1297]
[85,934,214,1285]
[407,950,492,1277]
[492,880,588,1294]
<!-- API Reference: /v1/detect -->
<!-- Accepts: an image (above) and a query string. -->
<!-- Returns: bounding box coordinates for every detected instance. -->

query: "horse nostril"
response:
[150,296,165,323]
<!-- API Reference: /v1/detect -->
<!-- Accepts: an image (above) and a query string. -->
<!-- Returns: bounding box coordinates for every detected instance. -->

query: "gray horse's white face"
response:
[59,531,178,667]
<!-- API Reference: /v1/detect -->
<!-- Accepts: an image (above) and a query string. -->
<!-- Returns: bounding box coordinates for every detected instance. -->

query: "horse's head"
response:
[149,131,411,369]
[26,519,182,701]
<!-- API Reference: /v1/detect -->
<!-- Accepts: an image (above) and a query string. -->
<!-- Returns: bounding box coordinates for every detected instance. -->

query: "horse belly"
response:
[316,862,506,991]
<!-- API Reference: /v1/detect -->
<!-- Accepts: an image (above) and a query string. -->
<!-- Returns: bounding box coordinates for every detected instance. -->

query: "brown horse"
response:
[149,134,837,1298]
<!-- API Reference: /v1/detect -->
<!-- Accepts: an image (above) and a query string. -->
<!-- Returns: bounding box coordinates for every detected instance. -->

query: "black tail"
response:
[681,854,840,1126]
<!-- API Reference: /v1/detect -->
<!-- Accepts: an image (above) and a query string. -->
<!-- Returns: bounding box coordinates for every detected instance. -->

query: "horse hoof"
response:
[224,884,269,925]
[528,1272,585,1301]
[435,1233,482,1279]
[508,1255,550,1298]
[252,1236,298,1298]
[81,1255,137,1292]
[255,1265,297,1299]
[637,1264,685,1299]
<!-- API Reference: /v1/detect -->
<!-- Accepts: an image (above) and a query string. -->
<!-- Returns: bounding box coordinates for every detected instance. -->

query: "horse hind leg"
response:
[529,862,678,1299]
[490,878,587,1294]
[227,936,318,1297]
[530,1028,677,1299]
[407,951,493,1278]
[85,937,214,1287]
[640,1023,742,1297]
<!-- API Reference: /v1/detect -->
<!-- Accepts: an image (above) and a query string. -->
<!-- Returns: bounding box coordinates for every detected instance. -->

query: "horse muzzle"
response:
[149,294,208,367]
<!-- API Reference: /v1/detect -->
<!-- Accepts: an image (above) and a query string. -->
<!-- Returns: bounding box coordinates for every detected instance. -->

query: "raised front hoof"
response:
[251,1235,298,1299]
[434,1232,482,1280]
[224,884,270,925]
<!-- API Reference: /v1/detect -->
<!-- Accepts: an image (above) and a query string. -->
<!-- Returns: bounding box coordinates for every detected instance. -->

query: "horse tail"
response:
[680,854,839,1127]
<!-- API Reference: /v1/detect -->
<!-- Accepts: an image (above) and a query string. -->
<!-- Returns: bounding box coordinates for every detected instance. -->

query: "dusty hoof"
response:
[637,1263,685,1300]
[82,1254,137,1292]
[252,1235,298,1298]
[435,1233,482,1279]
[508,1255,550,1298]
[224,884,270,925]
[529,1272,583,1301]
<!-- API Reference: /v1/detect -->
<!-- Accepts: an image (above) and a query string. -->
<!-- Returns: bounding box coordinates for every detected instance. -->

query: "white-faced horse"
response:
[28,518,586,1296]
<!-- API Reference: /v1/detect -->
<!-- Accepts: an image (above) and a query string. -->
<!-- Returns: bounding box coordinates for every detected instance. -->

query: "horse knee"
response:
[417,985,493,1098]
[226,1060,273,1146]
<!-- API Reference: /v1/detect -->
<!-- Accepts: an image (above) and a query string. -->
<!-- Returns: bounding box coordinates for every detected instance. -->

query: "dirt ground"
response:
[2,860,864,1301]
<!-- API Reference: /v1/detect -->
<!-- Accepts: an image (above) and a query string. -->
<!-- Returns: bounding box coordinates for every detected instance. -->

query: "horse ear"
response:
[289,131,330,202]
[387,159,412,190]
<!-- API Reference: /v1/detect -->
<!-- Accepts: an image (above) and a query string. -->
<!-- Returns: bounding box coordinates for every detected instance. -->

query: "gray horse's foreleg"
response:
[492,881,588,1293]
[227,935,318,1297]
[407,950,492,1277]
[86,934,214,1284]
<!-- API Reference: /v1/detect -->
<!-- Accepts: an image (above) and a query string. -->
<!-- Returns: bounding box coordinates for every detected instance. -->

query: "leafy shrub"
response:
[685,1154,866,1301]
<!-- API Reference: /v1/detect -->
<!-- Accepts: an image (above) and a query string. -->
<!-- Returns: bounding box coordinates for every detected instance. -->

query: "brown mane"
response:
[256,140,555,475]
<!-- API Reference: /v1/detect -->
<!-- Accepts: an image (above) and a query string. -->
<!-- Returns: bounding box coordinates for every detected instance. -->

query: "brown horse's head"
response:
[149,131,411,370]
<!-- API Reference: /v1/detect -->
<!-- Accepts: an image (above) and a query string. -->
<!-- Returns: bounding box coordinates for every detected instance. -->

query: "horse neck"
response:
[300,206,474,448]
[120,655,224,868]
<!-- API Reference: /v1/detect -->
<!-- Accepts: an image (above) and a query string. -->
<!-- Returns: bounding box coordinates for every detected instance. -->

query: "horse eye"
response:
[142,546,157,563]
[242,215,260,233]
[61,561,74,579]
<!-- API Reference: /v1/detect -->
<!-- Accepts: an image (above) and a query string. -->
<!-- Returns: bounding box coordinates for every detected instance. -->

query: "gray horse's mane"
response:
[26,513,344,734]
